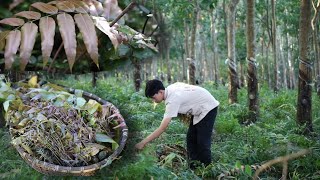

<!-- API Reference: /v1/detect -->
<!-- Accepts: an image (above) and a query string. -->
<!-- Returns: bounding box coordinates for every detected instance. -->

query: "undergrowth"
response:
[0,75,319,179]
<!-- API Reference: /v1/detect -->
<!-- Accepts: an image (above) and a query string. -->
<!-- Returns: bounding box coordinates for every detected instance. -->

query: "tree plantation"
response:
[0,0,319,179]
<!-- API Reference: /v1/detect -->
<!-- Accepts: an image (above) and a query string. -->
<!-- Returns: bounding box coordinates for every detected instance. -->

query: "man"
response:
[135,79,219,168]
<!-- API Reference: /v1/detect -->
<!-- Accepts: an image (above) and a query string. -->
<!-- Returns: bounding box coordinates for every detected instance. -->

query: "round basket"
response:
[10,86,128,176]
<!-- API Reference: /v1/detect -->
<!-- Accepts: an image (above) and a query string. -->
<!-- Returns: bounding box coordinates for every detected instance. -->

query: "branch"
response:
[110,1,137,27]
[253,149,310,180]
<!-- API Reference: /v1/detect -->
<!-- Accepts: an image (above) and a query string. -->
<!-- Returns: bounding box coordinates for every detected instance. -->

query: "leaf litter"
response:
[1,79,121,167]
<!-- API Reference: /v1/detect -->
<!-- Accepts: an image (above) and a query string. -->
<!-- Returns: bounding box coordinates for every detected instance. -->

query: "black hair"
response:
[145,79,165,98]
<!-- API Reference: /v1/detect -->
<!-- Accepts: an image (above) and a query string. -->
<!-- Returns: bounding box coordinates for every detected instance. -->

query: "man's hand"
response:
[135,141,145,150]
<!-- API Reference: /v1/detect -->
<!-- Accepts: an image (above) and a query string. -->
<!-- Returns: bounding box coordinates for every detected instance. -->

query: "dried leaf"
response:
[28,75,38,88]
[95,132,119,150]
[56,1,75,12]
[3,100,11,112]
[31,2,58,14]
[47,1,58,5]
[19,23,38,71]
[74,13,99,68]
[0,18,25,27]
[9,0,24,10]
[15,11,41,20]
[72,0,90,13]
[57,13,77,72]
[102,0,125,24]
[21,143,33,154]
[92,0,104,16]
[39,17,56,68]
[4,30,21,69]
[85,99,101,114]
[0,31,10,51]
[92,16,119,49]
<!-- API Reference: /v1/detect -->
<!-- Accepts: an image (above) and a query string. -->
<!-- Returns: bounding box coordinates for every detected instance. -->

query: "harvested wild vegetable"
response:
[1,77,122,167]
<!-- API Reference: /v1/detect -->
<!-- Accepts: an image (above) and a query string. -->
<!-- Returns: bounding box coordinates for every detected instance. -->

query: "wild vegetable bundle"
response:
[1,79,121,167]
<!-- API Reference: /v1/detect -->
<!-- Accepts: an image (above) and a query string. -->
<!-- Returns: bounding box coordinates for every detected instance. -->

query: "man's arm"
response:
[135,117,172,150]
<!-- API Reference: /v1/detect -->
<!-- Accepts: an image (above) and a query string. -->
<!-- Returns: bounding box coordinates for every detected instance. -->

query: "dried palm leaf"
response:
[92,16,119,49]
[56,1,75,13]
[31,2,58,14]
[15,11,41,20]
[74,13,99,68]
[57,13,77,72]
[4,30,21,69]
[0,18,25,26]
[19,22,38,71]
[39,17,56,68]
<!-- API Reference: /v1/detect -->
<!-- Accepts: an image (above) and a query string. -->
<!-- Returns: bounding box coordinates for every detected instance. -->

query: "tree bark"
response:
[271,0,279,92]
[92,72,97,87]
[226,0,240,104]
[247,0,259,122]
[184,20,190,82]
[188,0,199,85]
[132,58,141,92]
[297,0,313,133]
[211,10,220,85]
[313,19,320,96]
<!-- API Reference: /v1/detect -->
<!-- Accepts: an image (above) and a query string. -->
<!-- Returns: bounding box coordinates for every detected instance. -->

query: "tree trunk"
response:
[279,36,288,89]
[188,0,199,85]
[271,0,279,92]
[92,72,97,87]
[184,20,190,82]
[297,0,313,133]
[0,104,4,128]
[313,20,320,96]
[226,0,240,104]
[246,0,259,122]
[211,10,220,85]
[132,58,141,92]
[166,44,172,83]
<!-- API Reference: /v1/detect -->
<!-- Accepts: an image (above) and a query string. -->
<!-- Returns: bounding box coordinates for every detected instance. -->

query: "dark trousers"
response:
[187,107,218,167]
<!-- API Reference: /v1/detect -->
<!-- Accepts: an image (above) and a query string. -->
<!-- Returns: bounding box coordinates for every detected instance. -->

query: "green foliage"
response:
[0,76,320,179]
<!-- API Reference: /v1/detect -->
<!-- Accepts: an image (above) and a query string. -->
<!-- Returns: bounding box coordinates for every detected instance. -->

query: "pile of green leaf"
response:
[0,78,120,167]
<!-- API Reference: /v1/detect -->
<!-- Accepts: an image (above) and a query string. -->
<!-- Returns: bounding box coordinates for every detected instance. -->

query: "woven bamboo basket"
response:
[9,85,128,176]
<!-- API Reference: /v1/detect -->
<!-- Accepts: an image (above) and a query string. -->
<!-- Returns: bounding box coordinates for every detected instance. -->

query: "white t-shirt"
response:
[163,82,219,125]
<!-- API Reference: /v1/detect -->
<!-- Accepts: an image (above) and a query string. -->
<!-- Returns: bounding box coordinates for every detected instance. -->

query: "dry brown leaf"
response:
[15,11,41,20]
[0,31,10,51]
[9,0,24,10]
[31,2,58,14]
[40,17,56,68]
[74,13,99,68]
[56,1,75,13]
[57,13,77,72]
[92,16,119,49]
[47,1,58,5]
[72,0,90,13]
[4,30,21,69]
[0,18,25,27]
[19,23,38,71]
[92,0,104,16]
[102,0,125,24]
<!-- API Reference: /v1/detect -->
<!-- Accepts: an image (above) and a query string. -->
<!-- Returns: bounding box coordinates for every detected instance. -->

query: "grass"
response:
[0,74,320,179]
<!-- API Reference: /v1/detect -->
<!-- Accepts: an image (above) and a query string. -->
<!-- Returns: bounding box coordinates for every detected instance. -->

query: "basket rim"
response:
[10,84,128,176]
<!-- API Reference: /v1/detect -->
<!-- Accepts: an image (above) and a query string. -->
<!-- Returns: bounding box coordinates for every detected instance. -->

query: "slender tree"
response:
[211,9,220,85]
[189,0,199,85]
[247,0,259,122]
[271,0,279,92]
[226,0,240,104]
[297,0,313,133]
